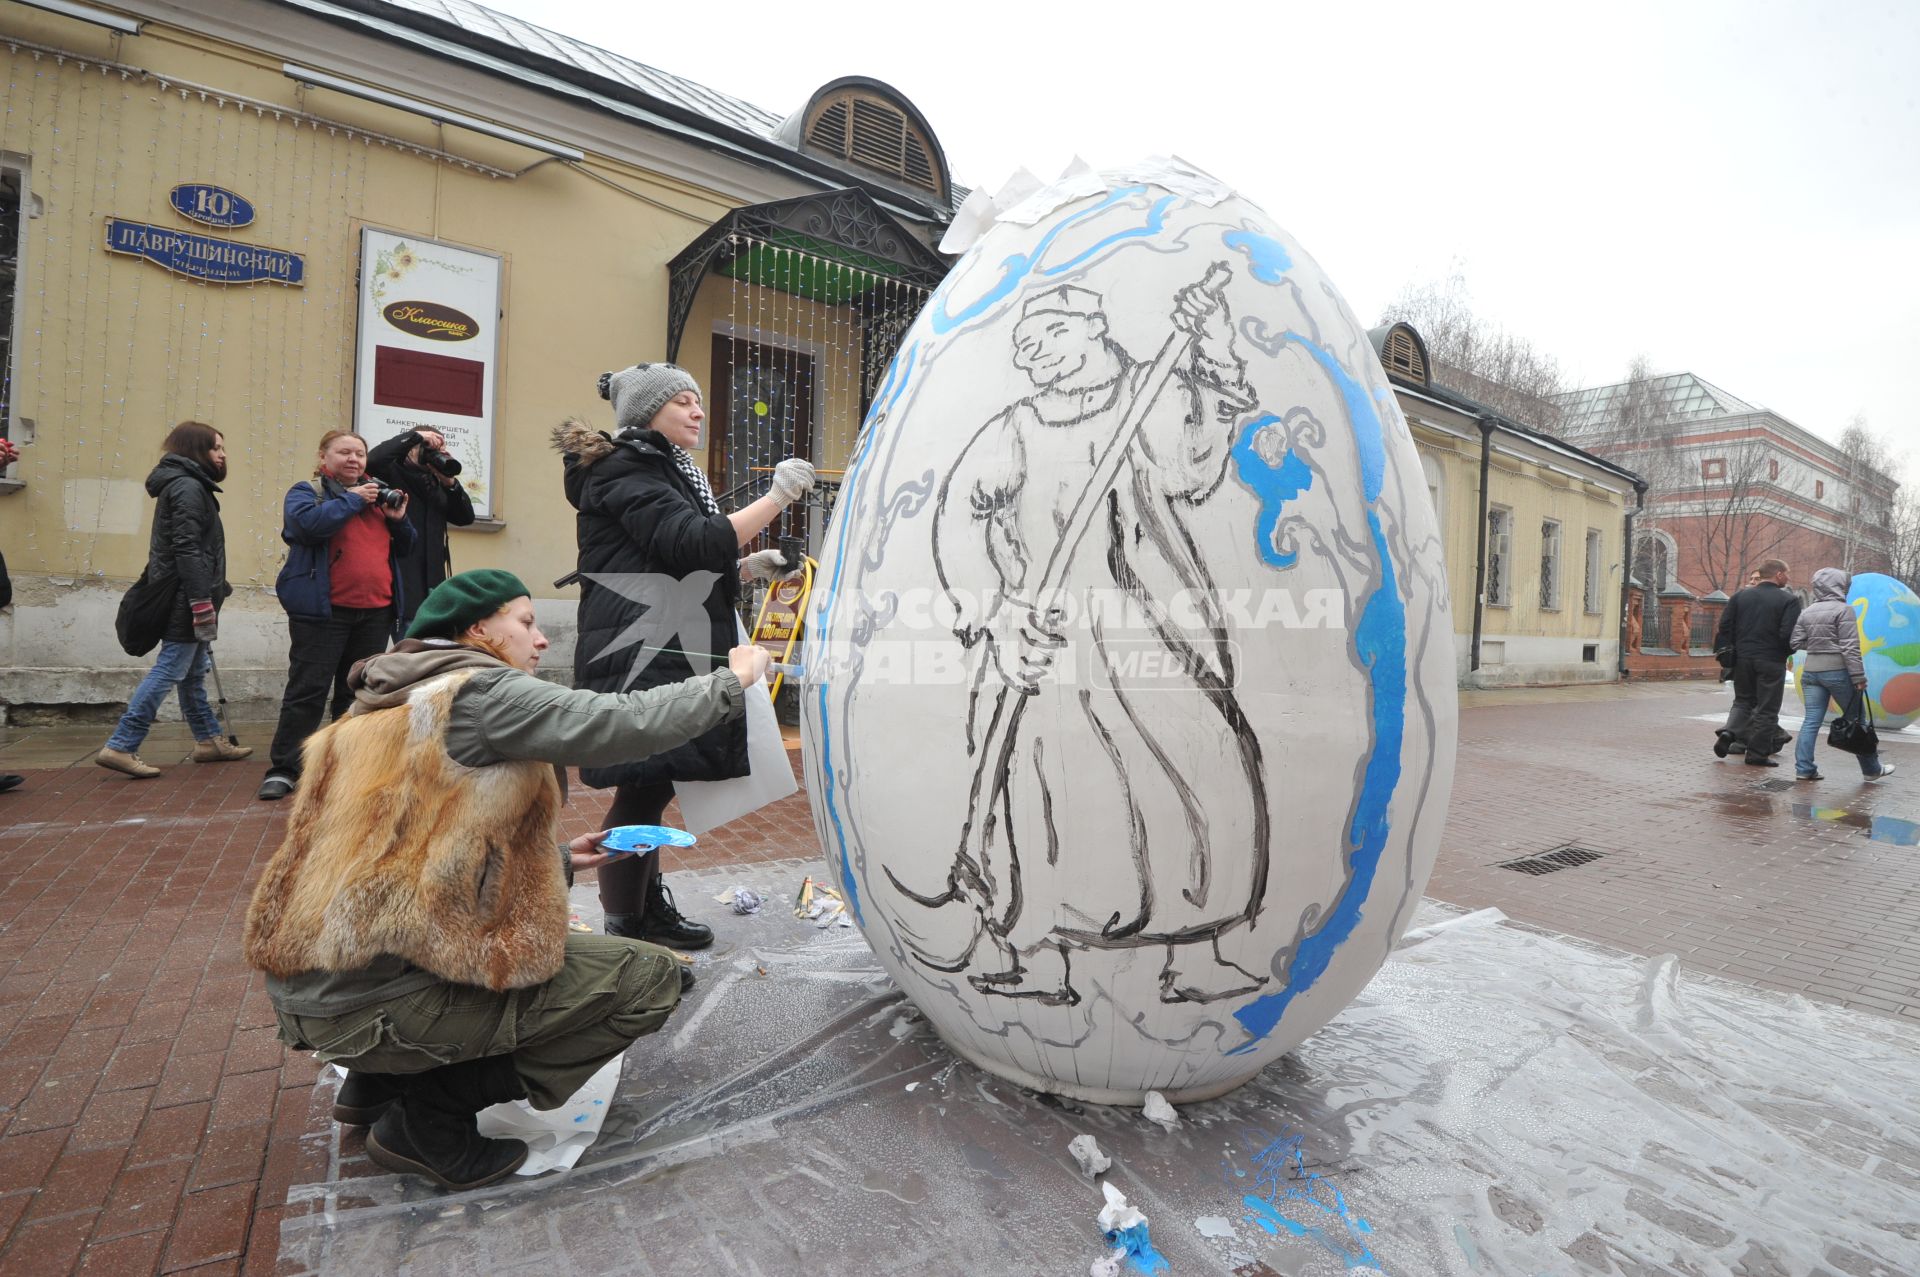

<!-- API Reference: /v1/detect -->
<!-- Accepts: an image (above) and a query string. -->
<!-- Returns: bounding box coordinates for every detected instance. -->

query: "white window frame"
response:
[1486,506,1513,607]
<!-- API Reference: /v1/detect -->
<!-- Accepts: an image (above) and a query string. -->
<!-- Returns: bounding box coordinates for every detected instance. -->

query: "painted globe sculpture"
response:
[798,161,1457,1103]
[1794,572,1920,730]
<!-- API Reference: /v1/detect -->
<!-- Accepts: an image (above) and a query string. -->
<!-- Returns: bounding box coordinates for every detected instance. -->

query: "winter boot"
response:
[603,916,696,993]
[640,877,714,950]
[192,738,254,762]
[332,1070,402,1125]
[364,1056,529,1191]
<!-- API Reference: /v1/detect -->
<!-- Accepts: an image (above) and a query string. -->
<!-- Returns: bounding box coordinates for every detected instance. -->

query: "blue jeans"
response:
[106,640,221,751]
[1795,668,1883,776]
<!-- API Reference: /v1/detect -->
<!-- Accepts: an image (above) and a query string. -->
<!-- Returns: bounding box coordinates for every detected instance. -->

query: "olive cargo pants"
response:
[274,935,681,1111]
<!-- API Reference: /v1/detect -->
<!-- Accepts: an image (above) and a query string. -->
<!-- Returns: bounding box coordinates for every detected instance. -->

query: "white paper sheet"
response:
[673,627,798,835]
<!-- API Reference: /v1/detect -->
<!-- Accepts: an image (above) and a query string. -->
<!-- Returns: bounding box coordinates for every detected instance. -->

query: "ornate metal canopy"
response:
[665,187,949,362]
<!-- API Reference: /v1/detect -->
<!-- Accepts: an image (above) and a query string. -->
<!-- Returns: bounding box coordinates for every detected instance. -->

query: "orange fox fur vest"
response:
[243,671,568,991]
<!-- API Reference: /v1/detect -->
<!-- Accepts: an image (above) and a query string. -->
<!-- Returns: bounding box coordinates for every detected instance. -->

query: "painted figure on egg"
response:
[896,267,1272,1006]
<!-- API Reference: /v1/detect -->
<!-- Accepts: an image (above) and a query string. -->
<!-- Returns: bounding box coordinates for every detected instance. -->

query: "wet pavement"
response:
[0,679,1917,1273]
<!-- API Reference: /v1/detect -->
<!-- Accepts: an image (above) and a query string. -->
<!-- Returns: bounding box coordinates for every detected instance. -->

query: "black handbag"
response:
[114,566,178,657]
[1827,690,1879,757]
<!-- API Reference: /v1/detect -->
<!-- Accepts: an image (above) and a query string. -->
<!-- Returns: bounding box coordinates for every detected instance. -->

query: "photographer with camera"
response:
[367,427,475,630]
[259,430,416,802]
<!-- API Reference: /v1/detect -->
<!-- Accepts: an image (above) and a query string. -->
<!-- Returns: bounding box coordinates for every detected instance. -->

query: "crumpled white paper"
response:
[477,1053,624,1176]
[1096,1180,1146,1233]
[940,155,1235,254]
[1141,1090,1180,1131]
[1067,1133,1111,1177]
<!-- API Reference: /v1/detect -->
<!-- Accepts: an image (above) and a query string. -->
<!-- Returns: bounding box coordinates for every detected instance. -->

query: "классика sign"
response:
[169,183,255,228]
[382,300,479,341]
[104,217,305,286]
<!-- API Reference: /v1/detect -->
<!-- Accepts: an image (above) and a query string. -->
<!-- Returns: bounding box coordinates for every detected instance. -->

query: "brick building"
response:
[1558,372,1897,595]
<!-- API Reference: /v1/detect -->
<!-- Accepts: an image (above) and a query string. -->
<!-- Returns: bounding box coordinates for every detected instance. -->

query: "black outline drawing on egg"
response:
[885,266,1275,1008]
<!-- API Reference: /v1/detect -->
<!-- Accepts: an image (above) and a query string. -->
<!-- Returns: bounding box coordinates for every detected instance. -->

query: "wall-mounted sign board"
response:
[353,228,502,518]
[103,217,303,285]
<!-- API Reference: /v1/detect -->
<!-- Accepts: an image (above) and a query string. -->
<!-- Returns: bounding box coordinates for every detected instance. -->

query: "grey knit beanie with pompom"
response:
[599,363,701,435]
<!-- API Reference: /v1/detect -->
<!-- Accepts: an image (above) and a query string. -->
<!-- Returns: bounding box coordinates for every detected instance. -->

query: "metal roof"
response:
[374,0,785,140]
[281,0,961,220]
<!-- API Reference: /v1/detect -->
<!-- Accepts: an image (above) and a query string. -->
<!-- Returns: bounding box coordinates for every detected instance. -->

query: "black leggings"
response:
[597,778,676,914]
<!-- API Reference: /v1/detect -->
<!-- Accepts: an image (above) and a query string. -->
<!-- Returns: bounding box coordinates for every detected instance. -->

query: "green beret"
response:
[406,569,532,640]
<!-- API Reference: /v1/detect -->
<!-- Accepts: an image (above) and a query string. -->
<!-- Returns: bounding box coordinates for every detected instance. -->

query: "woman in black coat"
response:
[554,363,814,949]
[97,421,251,778]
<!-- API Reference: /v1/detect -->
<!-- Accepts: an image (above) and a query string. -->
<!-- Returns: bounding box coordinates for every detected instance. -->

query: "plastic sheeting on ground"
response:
[277,870,1920,1276]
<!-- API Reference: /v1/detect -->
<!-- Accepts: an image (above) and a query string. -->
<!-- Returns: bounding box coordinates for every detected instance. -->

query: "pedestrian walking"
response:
[366,427,475,630]
[95,422,252,778]
[552,363,815,951]
[243,568,770,1191]
[257,430,415,801]
[1713,558,1802,767]
[1790,567,1894,783]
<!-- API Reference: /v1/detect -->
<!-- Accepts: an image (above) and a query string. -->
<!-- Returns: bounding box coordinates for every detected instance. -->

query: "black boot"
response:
[333,1070,402,1125]
[641,877,714,950]
[365,1056,529,1191]
[604,914,696,992]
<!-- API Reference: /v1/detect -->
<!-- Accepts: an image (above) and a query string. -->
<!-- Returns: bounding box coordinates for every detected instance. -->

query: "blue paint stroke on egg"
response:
[811,340,919,926]
[929,186,1176,334]
[1223,229,1293,283]
[1231,338,1404,1051]
[1229,413,1314,568]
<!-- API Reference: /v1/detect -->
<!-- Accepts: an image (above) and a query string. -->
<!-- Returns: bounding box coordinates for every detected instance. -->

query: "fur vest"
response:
[243,670,568,991]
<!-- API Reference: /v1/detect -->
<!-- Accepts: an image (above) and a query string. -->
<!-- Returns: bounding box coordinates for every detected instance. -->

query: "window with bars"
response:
[1584,528,1603,613]
[1540,519,1562,610]
[1487,508,1512,606]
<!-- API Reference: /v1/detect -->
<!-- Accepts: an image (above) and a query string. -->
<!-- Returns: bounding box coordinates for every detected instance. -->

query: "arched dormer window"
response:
[791,78,951,205]
[1381,324,1428,384]
[1368,321,1430,386]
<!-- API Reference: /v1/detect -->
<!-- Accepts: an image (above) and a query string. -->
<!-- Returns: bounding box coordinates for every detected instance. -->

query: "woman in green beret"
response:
[243,568,770,1192]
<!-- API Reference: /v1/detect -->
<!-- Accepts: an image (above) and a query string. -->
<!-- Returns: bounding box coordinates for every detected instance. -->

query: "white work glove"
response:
[739,548,803,582]
[769,458,816,508]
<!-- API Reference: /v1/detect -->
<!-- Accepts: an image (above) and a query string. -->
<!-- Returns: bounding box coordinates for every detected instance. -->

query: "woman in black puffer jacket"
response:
[97,421,252,778]
[554,364,814,951]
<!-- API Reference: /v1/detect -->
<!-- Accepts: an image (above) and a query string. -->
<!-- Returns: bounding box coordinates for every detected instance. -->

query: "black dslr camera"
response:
[404,430,463,478]
[370,481,407,511]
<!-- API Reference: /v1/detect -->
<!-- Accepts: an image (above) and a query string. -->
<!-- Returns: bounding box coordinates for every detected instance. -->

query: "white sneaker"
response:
[1867,765,1896,783]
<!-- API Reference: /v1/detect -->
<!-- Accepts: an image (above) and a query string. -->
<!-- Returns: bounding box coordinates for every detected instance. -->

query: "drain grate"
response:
[1752,778,1796,793]
[1495,845,1607,876]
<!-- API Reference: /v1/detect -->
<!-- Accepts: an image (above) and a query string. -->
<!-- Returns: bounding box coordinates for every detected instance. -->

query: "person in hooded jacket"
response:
[1789,567,1895,783]
[244,567,772,1192]
[96,422,251,778]
[552,363,814,951]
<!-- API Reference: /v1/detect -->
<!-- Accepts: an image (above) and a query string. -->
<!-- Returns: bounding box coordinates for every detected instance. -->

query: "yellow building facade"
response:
[1374,325,1644,685]
[0,0,953,713]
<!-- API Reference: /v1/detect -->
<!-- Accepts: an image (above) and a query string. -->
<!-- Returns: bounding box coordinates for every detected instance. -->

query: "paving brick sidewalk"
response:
[0,682,1915,1272]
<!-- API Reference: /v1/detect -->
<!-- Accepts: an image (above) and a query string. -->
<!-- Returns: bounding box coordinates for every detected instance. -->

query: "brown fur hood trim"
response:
[551,417,616,468]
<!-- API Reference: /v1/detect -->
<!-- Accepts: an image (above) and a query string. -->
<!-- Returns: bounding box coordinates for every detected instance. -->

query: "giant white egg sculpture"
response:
[800,161,1457,1102]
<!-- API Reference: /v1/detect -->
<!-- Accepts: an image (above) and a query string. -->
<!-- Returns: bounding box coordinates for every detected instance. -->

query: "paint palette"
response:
[800,159,1456,1103]
[599,825,697,854]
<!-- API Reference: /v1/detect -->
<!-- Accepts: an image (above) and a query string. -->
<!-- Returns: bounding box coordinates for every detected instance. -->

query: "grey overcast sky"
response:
[482,0,1920,467]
